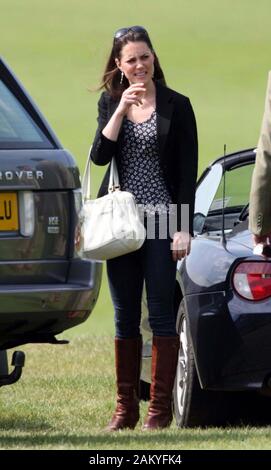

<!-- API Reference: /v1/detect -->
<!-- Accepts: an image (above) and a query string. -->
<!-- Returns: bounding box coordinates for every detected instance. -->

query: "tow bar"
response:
[0,351,25,387]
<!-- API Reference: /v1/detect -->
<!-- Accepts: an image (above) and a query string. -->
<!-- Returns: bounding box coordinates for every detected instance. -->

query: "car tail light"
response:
[73,189,83,257]
[19,191,34,237]
[232,262,271,300]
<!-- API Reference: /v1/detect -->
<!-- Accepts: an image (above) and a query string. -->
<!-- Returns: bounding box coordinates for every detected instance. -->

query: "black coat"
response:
[90,82,198,235]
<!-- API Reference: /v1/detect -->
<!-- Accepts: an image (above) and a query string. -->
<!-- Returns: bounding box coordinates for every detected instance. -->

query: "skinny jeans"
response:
[106,218,177,338]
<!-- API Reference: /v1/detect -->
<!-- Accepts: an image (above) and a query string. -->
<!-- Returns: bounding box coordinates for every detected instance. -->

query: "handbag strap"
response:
[81,146,92,201]
[108,157,120,193]
[81,146,120,201]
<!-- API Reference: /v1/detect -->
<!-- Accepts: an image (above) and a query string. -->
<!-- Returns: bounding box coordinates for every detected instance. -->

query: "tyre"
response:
[173,300,231,427]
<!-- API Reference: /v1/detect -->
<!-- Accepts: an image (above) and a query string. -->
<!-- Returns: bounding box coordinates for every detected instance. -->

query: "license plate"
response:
[0,192,19,231]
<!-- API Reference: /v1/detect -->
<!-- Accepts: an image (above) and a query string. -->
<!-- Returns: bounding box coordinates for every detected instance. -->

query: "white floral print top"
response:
[119,111,172,214]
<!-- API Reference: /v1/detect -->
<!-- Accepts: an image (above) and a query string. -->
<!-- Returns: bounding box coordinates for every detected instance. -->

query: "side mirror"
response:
[193,212,205,234]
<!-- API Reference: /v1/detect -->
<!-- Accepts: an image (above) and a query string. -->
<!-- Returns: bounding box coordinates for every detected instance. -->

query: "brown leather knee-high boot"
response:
[143,335,179,430]
[106,336,142,431]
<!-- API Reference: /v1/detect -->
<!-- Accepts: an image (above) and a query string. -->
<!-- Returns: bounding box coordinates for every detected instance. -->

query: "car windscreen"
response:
[0,79,53,149]
[209,163,254,212]
[200,162,254,234]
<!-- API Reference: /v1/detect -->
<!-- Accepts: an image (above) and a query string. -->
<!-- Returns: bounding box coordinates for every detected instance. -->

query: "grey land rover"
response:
[0,57,102,387]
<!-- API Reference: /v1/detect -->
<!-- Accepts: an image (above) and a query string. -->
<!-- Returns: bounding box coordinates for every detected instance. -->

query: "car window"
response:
[210,163,254,212]
[0,80,52,148]
[201,162,254,235]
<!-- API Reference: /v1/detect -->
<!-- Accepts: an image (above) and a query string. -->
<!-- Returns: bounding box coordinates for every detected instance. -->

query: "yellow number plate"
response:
[0,192,19,231]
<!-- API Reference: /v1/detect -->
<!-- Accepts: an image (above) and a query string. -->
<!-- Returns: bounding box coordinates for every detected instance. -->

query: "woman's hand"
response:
[117,83,146,116]
[172,231,191,261]
[102,83,146,142]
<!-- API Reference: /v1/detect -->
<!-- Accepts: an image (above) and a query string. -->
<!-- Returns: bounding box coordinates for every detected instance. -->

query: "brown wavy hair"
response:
[98,28,166,100]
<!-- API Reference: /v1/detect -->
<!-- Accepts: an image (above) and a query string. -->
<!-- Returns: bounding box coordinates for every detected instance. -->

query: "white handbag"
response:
[81,149,146,261]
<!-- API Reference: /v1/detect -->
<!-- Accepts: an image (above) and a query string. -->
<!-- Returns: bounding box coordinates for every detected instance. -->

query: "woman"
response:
[90,26,198,431]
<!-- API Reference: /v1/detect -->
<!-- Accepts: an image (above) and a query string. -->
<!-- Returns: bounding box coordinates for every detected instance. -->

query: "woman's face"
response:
[115,41,155,86]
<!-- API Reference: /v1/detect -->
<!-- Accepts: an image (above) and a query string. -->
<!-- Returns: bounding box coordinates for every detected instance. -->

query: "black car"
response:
[0,58,102,387]
[141,147,271,426]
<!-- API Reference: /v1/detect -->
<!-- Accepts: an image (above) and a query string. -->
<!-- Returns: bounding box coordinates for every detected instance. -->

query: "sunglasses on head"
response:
[114,26,148,40]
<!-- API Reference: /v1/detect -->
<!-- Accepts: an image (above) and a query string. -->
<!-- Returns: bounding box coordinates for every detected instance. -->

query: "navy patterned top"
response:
[119,110,172,214]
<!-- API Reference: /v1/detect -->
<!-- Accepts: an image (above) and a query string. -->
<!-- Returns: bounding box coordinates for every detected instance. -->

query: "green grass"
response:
[1,0,271,448]
[1,335,271,450]
[1,0,270,176]
[2,0,270,328]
